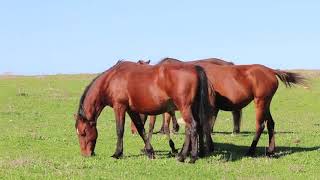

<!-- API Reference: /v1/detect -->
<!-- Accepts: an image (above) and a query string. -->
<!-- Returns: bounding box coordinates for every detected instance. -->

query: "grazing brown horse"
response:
[131,58,242,135]
[74,60,215,163]
[156,58,306,156]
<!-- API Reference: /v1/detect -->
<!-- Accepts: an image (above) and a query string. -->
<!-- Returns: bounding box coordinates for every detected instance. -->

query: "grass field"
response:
[0,71,319,179]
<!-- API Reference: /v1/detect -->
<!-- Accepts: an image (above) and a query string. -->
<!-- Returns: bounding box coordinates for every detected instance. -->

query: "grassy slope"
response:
[0,73,319,179]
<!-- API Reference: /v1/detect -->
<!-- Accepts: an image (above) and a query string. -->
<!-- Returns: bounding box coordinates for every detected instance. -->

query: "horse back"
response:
[212,64,279,99]
[190,58,234,65]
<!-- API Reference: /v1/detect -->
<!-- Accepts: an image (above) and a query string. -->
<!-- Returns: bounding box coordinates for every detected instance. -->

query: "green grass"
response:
[0,73,319,179]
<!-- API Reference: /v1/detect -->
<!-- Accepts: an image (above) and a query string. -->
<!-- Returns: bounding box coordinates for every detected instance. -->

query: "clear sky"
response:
[1,0,319,75]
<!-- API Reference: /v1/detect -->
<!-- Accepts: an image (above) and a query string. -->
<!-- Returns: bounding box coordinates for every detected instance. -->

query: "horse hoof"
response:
[188,157,197,164]
[177,155,185,162]
[167,149,178,157]
[172,126,180,134]
[148,154,156,159]
[188,155,198,164]
[231,132,239,136]
[111,153,123,159]
[232,130,240,134]
[143,148,155,159]
[158,128,165,134]
[266,150,275,157]
[167,152,175,157]
[172,149,178,155]
[146,150,155,159]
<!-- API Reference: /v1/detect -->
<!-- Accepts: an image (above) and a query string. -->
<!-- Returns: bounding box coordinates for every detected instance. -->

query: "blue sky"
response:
[1,1,319,75]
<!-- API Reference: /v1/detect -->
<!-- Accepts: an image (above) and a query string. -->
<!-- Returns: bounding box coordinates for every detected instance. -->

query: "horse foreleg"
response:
[127,110,155,159]
[112,104,126,159]
[146,115,156,158]
[232,110,242,134]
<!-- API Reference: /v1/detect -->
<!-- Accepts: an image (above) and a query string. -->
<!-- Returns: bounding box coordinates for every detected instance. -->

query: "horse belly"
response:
[216,90,253,111]
[129,98,176,115]
[128,89,175,115]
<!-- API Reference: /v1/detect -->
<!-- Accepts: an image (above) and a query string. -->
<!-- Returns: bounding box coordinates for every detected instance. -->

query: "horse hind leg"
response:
[232,109,242,134]
[246,98,269,156]
[177,108,197,163]
[197,106,214,157]
[266,110,276,156]
[127,109,155,159]
[130,121,138,134]
[130,114,147,134]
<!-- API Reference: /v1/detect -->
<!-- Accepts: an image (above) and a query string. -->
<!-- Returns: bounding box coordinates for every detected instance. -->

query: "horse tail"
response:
[194,66,212,127]
[273,70,307,88]
[193,65,215,156]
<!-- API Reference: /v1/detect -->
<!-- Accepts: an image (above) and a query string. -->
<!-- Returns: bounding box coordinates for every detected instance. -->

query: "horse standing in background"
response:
[138,58,306,156]
[74,60,215,163]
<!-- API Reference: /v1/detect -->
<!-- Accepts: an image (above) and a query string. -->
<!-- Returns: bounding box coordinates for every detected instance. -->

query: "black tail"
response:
[274,70,307,87]
[193,66,213,127]
[193,66,215,156]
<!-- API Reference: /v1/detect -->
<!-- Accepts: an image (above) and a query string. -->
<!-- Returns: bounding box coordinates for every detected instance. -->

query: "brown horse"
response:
[74,60,215,163]
[144,58,306,156]
[131,58,241,135]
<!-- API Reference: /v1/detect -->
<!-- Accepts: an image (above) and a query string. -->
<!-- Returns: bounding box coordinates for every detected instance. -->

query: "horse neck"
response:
[82,76,109,121]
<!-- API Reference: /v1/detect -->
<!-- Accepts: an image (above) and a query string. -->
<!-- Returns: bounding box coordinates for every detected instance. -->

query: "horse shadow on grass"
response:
[126,130,318,161]
[213,131,295,136]
[125,150,176,159]
[126,143,320,162]
[208,142,320,162]
[126,143,319,162]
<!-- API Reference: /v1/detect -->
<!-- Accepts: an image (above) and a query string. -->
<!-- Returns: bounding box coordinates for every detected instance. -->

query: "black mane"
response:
[77,60,123,120]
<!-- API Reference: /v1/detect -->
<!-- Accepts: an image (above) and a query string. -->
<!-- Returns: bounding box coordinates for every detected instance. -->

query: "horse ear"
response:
[146,60,151,64]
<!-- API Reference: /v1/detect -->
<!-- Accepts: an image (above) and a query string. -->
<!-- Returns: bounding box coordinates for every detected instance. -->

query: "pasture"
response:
[0,71,319,179]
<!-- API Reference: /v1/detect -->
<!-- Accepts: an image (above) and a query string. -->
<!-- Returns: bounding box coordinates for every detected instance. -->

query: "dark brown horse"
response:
[131,58,241,135]
[143,58,306,156]
[74,60,215,163]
